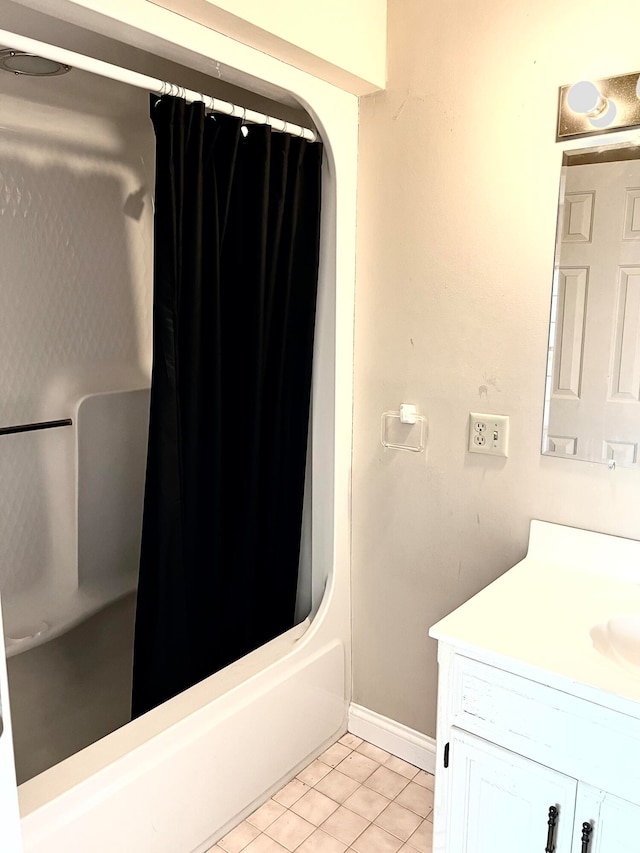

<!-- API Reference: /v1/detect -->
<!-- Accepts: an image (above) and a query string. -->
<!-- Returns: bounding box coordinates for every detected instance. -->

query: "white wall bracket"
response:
[381,405,427,452]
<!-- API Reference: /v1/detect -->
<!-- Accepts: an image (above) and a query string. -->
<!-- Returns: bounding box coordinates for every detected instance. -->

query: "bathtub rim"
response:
[20,633,348,851]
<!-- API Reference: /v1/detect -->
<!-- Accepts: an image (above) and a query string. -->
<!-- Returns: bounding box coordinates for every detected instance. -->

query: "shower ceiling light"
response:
[0,49,71,77]
[557,70,640,140]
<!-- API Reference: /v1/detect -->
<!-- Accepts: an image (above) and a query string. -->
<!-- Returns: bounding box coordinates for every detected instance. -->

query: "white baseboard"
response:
[347,704,436,774]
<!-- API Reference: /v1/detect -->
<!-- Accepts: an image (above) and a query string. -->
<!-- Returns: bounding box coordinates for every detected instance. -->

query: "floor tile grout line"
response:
[212,736,434,853]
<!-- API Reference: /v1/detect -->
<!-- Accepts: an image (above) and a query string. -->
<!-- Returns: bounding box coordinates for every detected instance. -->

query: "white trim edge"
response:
[348,704,436,774]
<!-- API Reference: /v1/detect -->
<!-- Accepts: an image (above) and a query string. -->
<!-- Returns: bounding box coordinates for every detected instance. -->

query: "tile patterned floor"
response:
[208,734,434,853]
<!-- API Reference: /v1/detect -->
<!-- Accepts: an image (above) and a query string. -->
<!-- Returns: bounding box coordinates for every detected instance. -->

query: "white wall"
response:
[10,0,386,95]
[0,60,153,789]
[0,66,153,602]
[352,0,640,737]
[147,0,386,94]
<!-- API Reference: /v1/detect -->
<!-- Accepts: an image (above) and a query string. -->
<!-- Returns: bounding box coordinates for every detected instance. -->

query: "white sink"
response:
[591,615,640,670]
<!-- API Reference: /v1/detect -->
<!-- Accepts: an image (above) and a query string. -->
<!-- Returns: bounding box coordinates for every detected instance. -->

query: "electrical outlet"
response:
[468,412,509,457]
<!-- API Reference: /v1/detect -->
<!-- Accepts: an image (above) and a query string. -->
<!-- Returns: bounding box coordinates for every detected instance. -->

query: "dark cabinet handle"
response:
[581,822,593,853]
[545,805,558,852]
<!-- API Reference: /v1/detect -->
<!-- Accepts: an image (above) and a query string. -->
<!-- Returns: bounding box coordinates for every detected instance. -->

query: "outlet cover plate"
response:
[468,412,509,457]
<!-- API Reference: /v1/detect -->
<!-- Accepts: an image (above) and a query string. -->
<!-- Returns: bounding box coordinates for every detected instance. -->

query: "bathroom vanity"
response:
[429,520,640,852]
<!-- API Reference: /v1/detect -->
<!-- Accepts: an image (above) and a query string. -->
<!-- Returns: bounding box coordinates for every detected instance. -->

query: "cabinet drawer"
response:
[450,654,640,802]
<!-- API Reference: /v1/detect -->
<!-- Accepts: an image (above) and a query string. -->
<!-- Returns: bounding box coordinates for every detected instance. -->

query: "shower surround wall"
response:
[0,5,358,849]
[0,69,154,781]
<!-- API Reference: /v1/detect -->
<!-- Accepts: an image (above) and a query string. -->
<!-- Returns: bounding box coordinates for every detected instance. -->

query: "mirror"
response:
[542,142,640,467]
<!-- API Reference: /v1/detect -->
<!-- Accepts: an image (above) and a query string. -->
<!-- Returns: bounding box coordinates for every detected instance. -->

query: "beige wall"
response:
[146,0,386,93]
[352,0,640,737]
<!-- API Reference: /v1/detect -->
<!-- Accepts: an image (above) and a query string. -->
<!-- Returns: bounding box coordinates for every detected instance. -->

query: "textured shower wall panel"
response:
[0,81,154,597]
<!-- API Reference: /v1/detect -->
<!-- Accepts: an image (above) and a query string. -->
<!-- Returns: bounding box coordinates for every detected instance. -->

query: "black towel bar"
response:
[0,418,72,437]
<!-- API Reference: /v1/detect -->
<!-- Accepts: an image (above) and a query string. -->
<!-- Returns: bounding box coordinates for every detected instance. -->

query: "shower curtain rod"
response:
[0,28,318,142]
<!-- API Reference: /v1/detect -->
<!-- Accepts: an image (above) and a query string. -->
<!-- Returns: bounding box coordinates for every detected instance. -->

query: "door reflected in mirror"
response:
[542,143,640,467]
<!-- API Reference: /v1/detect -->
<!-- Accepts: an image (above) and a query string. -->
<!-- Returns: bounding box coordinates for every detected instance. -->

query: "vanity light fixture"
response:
[557,71,640,140]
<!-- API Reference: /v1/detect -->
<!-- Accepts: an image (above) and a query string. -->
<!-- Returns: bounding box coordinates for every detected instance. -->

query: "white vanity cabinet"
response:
[447,729,577,852]
[446,726,640,853]
[574,785,640,853]
[429,521,640,853]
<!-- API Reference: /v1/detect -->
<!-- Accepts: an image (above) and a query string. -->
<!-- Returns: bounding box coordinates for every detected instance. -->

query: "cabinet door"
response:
[448,729,577,853]
[0,598,23,851]
[573,783,640,853]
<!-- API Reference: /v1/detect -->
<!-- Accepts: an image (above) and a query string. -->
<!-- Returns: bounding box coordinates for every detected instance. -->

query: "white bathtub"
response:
[13,372,350,851]
[18,604,348,851]
[13,348,350,852]
[14,374,351,850]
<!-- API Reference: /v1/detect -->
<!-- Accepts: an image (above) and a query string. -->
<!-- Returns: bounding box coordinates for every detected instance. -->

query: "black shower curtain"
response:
[132,96,323,718]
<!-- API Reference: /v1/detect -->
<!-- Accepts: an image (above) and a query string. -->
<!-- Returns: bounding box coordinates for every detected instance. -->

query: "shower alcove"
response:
[0,2,358,851]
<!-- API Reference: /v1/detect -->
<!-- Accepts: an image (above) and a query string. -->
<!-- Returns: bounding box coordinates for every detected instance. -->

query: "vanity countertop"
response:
[429,520,640,717]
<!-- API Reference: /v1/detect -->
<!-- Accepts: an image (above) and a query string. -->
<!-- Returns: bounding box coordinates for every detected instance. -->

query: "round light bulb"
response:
[567,80,604,115]
[589,99,617,129]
